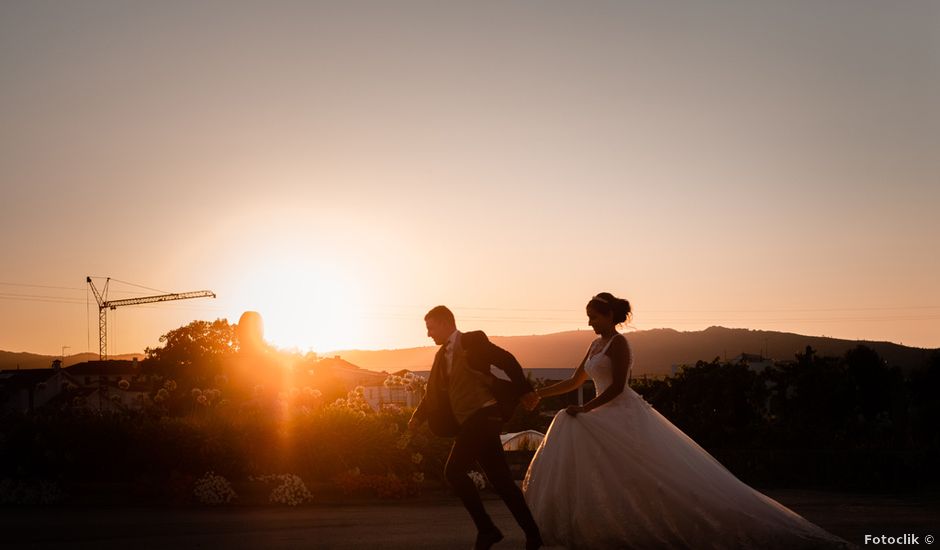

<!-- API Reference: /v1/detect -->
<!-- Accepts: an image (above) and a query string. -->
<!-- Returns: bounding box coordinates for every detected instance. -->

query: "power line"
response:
[99,277,168,295]
[0,281,171,297]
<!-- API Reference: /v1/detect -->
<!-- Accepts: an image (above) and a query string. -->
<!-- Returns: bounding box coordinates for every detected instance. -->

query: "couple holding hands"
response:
[408,293,850,550]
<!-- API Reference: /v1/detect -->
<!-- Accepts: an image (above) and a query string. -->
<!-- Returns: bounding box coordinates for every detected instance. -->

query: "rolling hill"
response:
[331,326,938,376]
[4,327,935,377]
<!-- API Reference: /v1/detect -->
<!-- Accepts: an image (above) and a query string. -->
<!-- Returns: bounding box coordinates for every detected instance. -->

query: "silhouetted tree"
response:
[143,319,236,383]
[909,351,940,449]
[763,346,855,448]
[842,345,907,447]
[638,358,766,448]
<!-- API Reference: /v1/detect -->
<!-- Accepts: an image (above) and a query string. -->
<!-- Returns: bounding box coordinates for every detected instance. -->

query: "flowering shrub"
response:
[328,386,372,416]
[252,474,313,506]
[383,372,427,394]
[193,471,237,505]
[0,390,454,503]
[468,470,487,490]
[0,478,65,505]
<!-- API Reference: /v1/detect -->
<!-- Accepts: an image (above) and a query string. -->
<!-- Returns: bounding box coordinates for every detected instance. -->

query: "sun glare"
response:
[232,256,365,353]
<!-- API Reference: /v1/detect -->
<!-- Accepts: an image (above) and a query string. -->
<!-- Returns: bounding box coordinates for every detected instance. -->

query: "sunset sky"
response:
[2,1,938,356]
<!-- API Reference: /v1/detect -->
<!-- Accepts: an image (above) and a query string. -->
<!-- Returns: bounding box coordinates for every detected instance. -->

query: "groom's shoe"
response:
[473,527,503,550]
[525,533,543,550]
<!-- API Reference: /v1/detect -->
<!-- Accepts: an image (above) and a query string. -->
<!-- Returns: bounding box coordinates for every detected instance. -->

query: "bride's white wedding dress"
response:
[523,335,852,549]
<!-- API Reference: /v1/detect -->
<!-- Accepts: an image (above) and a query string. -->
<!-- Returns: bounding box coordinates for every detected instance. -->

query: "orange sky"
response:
[2,2,938,355]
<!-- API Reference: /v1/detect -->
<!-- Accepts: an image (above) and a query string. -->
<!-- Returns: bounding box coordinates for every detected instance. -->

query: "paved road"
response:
[2,489,938,549]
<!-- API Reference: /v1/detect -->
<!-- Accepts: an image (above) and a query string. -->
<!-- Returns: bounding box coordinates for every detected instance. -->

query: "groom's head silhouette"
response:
[425,305,456,345]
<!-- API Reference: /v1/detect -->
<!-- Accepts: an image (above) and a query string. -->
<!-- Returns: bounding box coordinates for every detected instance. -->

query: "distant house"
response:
[0,362,84,414]
[0,358,151,414]
[313,356,388,389]
[67,385,149,413]
[65,359,144,386]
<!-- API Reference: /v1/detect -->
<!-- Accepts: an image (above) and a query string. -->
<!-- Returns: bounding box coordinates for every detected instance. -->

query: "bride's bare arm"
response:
[536,350,590,399]
[578,335,631,413]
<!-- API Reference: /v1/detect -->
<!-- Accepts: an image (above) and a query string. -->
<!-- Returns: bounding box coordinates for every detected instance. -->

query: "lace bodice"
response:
[584,334,632,394]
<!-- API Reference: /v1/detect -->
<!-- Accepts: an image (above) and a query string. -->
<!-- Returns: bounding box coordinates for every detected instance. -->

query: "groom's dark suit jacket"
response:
[413,331,533,437]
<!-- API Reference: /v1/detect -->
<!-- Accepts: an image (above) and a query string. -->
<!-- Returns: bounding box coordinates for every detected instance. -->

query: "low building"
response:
[0,359,151,414]
[0,361,84,414]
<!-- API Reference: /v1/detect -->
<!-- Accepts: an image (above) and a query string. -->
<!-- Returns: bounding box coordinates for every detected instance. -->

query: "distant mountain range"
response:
[330,326,938,376]
[4,327,935,376]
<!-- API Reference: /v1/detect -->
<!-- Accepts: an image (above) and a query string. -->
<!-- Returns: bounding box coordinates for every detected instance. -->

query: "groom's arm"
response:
[465,331,533,394]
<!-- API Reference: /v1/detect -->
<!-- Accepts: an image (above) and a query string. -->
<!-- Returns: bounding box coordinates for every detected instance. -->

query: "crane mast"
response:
[86,276,216,360]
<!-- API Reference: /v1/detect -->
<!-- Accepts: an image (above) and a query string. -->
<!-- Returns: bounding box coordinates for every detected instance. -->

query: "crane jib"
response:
[85,276,216,360]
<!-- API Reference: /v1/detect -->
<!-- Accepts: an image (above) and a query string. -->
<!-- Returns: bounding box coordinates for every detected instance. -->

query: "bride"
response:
[522,292,852,549]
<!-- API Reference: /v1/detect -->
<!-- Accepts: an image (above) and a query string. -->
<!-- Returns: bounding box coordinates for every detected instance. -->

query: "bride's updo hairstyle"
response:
[587,292,632,325]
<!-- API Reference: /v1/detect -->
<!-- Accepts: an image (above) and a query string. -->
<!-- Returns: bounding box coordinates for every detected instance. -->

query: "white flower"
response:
[193,471,237,505]
[257,474,313,506]
[412,472,425,483]
[411,452,423,464]
[468,471,487,490]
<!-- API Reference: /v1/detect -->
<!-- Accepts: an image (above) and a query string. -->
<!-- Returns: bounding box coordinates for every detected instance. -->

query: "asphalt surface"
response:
[2,489,938,549]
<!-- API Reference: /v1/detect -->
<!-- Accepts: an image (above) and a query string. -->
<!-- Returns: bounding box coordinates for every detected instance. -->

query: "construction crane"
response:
[86,276,216,360]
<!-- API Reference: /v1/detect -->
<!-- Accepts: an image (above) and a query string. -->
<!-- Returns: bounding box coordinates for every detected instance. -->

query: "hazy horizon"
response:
[3,323,937,362]
[3,1,938,355]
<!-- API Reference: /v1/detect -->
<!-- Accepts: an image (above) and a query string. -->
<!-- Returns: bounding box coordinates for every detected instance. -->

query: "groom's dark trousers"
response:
[412,330,541,540]
[444,404,540,538]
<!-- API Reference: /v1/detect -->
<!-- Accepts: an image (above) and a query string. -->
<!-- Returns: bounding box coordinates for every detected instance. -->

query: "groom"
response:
[409,305,542,550]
